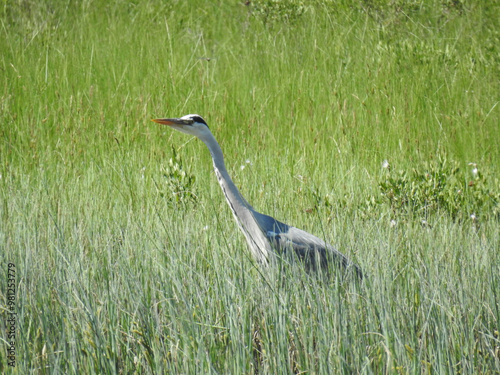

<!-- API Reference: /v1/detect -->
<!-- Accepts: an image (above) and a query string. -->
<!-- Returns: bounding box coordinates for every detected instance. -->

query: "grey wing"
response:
[253,211,363,277]
[266,226,335,271]
[272,227,362,277]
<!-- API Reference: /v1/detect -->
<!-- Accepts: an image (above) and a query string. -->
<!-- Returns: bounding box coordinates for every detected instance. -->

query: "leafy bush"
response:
[311,155,500,223]
[157,146,198,204]
[250,0,307,24]
[378,156,500,222]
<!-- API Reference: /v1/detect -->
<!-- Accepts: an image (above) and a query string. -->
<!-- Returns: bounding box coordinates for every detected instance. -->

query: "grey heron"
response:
[152,114,362,279]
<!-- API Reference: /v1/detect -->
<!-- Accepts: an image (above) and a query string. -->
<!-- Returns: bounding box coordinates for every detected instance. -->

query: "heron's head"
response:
[152,114,209,137]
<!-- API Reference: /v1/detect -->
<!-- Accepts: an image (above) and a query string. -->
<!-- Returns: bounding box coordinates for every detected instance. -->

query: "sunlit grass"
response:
[1,0,499,373]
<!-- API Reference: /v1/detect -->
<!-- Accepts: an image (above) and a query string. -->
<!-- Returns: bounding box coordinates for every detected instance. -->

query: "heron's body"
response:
[152,114,362,278]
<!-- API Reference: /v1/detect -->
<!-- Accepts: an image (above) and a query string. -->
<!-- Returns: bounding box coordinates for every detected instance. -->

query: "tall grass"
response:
[1,0,499,373]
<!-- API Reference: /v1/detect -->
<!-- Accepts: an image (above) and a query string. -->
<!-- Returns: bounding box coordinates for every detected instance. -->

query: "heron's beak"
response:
[151,118,193,126]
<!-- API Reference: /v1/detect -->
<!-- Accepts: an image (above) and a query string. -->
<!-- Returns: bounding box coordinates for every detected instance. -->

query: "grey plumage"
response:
[152,114,362,279]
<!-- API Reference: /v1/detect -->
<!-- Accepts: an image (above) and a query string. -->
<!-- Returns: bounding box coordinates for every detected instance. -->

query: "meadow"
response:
[1,0,499,373]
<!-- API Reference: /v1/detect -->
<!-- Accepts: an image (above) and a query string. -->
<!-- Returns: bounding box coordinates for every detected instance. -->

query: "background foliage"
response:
[1,0,499,373]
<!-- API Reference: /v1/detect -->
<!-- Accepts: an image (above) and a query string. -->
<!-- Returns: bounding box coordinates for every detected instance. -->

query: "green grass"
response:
[1,0,499,373]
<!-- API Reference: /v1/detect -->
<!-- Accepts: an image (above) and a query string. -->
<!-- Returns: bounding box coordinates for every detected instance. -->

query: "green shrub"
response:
[251,0,307,24]
[378,156,500,222]
[157,146,198,204]
[311,155,500,223]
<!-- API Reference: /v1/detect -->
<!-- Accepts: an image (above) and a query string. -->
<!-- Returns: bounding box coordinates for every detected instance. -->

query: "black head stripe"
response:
[191,116,208,127]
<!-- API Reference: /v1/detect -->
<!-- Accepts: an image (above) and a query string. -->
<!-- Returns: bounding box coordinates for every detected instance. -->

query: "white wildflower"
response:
[468,163,478,176]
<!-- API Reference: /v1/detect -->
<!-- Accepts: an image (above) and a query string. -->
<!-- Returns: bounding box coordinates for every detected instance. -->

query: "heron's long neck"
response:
[201,132,253,213]
[199,130,272,265]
